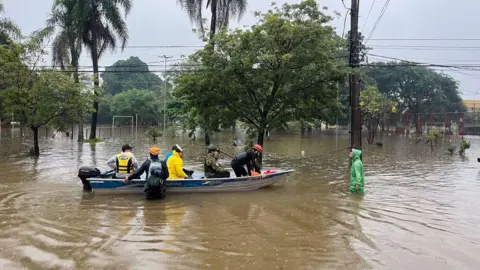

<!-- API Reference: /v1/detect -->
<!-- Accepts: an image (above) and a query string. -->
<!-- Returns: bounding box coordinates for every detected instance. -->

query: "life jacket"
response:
[115,152,135,174]
[145,159,166,191]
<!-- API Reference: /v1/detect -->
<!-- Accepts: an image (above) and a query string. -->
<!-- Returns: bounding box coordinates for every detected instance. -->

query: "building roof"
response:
[463,100,480,108]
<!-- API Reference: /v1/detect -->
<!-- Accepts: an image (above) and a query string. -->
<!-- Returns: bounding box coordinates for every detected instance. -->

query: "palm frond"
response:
[177,0,205,31]
[51,31,70,70]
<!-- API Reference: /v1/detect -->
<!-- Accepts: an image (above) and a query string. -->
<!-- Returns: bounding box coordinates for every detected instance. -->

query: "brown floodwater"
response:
[1,127,480,270]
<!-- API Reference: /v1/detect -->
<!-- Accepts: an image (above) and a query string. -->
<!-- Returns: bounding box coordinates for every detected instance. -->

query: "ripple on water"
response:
[2,134,480,269]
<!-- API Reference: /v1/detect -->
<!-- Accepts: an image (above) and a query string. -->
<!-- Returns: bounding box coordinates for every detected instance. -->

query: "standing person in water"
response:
[231,144,262,177]
[349,148,364,193]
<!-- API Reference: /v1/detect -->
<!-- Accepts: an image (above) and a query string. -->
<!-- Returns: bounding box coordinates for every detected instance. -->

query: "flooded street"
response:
[1,128,480,269]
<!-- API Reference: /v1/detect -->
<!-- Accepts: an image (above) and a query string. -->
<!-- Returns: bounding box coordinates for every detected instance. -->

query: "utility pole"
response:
[159,55,172,135]
[349,0,362,150]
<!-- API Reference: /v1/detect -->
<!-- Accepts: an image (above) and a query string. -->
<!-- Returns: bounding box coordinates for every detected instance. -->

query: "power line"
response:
[361,0,376,33]
[368,45,480,50]
[368,38,480,41]
[44,45,205,49]
[365,0,391,43]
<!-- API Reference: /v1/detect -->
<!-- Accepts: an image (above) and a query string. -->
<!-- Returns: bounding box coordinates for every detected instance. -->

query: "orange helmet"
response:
[253,144,263,153]
[149,146,160,156]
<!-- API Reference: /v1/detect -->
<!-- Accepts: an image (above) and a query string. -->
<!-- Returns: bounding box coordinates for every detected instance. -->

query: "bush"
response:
[459,139,471,155]
[145,126,162,141]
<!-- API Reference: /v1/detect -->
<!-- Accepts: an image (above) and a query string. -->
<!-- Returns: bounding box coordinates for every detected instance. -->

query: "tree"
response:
[41,0,85,141]
[177,0,248,144]
[101,56,164,95]
[360,86,395,144]
[0,40,93,156]
[363,62,466,133]
[0,1,21,44]
[77,0,131,139]
[177,0,247,40]
[110,89,163,125]
[174,0,347,150]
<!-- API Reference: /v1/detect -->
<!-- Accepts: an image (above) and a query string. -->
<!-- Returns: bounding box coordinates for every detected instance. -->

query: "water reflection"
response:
[1,129,480,269]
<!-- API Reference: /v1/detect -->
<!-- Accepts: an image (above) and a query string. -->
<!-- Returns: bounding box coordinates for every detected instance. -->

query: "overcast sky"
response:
[4,0,480,99]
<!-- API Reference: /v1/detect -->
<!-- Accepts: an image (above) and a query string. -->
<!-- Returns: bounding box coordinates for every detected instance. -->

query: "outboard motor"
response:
[78,166,101,191]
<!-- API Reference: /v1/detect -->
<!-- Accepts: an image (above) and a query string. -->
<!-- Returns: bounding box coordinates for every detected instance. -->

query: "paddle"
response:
[218,150,235,159]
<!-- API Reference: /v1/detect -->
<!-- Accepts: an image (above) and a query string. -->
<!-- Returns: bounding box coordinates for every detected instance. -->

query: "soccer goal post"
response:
[112,116,134,136]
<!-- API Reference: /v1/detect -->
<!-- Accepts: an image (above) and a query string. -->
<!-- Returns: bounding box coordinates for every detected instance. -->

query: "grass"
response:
[80,138,104,143]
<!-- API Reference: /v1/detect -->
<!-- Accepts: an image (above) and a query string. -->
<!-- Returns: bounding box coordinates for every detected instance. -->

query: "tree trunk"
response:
[77,123,84,142]
[32,127,40,156]
[414,112,421,134]
[70,124,74,140]
[89,34,99,139]
[71,46,83,142]
[209,0,217,41]
[204,132,211,146]
[256,124,265,165]
[367,117,379,144]
[20,122,25,137]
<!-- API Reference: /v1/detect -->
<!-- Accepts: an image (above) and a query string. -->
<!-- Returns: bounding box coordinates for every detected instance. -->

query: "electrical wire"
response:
[361,0,377,33]
[365,0,391,43]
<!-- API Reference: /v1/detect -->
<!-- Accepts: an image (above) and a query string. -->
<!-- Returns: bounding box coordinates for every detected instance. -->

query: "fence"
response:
[377,111,476,136]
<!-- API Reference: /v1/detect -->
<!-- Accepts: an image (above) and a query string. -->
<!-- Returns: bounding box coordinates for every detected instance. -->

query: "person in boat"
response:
[167,144,193,180]
[164,145,176,163]
[123,146,169,199]
[230,144,262,177]
[349,148,364,193]
[204,145,230,178]
[106,144,139,179]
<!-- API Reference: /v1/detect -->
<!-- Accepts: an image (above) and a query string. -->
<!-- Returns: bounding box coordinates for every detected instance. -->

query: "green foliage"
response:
[425,128,442,146]
[174,0,347,146]
[145,126,163,141]
[447,144,456,154]
[360,86,395,144]
[110,89,164,125]
[101,57,166,95]
[362,62,467,130]
[81,138,104,144]
[0,1,22,44]
[0,39,94,155]
[459,139,471,155]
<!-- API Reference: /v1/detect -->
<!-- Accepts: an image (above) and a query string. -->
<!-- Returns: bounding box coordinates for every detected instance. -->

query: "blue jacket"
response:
[165,151,173,163]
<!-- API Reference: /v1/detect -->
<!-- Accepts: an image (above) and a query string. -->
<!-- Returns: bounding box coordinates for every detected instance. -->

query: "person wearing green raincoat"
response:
[349,148,364,193]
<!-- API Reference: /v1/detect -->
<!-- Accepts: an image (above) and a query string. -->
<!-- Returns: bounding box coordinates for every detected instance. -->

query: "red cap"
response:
[253,144,263,153]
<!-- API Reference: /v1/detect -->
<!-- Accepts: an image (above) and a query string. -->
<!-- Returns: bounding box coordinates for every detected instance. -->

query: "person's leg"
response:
[231,162,243,177]
[209,171,231,178]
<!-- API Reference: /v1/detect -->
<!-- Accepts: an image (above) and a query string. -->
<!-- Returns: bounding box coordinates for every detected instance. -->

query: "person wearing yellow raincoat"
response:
[167,144,193,180]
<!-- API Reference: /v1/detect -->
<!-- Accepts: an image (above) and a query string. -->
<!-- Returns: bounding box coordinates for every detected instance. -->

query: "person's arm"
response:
[176,158,188,178]
[252,156,262,173]
[131,155,140,170]
[106,155,116,170]
[126,160,150,181]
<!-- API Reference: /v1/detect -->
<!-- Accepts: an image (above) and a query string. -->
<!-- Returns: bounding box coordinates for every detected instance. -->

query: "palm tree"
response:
[44,0,85,141]
[0,1,22,44]
[177,0,247,40]
[177,0,246,145]
[77,0,131,139]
